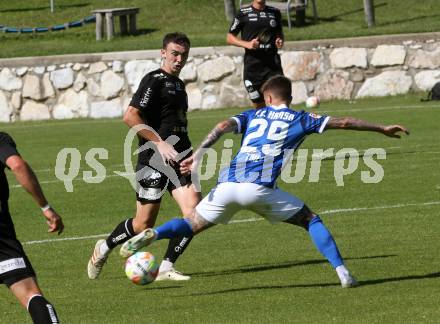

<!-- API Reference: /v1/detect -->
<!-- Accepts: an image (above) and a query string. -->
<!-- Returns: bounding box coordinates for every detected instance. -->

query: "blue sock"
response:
[308,216,344,268]
[155,218,193,240]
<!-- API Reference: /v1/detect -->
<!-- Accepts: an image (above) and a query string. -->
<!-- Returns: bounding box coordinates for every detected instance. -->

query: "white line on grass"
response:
[23,200,440,246]
[10,173,130,188]
[24,233,109,245]
[320,104,438,114]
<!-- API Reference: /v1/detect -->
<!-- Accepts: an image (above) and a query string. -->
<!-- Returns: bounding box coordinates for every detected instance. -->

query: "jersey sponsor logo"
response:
[165,82,175,88]
[269,13,275,18]
[308,113,322,119]
[140,88,153,107]
[260,12,267,18]
[153,73,166,79]
[248,13,257,17]
[168,90,176,95]
[138,186,165,200]
[240,149,262,162]
[176,82,183,91]
[249,18,257,21]
[0,257,26,274]
[241,7,253,13]
[270,19,276,27]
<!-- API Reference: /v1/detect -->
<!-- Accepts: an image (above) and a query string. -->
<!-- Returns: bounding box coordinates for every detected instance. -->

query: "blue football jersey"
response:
[218,104,329,187]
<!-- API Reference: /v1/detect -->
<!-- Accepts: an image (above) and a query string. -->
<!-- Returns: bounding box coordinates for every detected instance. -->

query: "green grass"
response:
[1,0,440,58]
[1,94,440,323]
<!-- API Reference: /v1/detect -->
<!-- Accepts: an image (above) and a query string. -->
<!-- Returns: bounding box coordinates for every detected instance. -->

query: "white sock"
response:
[159,260,173,273]
[335,265,350,280]
[99,241,110,256]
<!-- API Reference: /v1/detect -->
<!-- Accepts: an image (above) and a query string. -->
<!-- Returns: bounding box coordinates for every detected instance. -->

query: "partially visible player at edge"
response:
[120,75,409,288]
[0,132,64,323]
[88,32,201,281]
[227,0,284,108]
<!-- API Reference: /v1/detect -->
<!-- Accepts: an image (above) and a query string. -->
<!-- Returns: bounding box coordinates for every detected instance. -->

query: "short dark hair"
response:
[163,32,191,49]
[261,75,292,102]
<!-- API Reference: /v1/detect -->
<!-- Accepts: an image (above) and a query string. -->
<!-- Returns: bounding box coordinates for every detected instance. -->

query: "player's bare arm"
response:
[193,118,238,160]
[180,118,238,174]
[6,155,64,234]
[227,33,259,50]
[325,116,410,138]
[123,105,177,162]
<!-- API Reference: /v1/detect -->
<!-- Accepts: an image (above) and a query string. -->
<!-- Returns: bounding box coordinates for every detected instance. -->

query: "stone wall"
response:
[1,32,440,122]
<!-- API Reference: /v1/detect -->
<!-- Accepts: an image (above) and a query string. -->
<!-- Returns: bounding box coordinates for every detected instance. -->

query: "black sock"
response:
[28,295,59,324]
[106,218,134,249]
[163,235,193,264]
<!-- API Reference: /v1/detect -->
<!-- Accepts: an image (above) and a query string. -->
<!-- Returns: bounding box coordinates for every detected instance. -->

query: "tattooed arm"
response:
[180,118,238,174]
[326,116,409,138]
[194,118,238,159]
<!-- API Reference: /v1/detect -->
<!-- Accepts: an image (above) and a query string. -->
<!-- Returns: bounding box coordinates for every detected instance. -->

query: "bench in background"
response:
[92,7,140,41]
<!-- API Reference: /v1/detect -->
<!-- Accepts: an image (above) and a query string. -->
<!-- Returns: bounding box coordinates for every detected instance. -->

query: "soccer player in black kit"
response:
[0,132,64,323]
[88,32,201,281]
[227,0,284,108]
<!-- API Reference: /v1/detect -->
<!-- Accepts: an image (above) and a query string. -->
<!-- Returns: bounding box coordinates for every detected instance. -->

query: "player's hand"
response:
[180,155,194,176]
[275,37,284,49]
[43,209,64,235]
[247,38,260,50]
[156,140,178,164]
[382,125,410,138]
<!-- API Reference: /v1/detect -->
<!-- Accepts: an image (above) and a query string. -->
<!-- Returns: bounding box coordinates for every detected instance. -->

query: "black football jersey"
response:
[130,69,191,163]
[229,4,283,67]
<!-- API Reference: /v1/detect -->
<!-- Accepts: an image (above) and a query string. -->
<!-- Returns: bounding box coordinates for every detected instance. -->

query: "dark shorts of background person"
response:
[135,161,192,204]
[0,219,36,287]
[243,58,284,103]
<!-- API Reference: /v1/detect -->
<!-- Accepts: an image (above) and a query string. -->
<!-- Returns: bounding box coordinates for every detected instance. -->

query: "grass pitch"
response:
[0,94,439,323]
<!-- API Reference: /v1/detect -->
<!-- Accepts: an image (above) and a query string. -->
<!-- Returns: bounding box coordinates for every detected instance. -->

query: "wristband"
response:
[41,204,51,212]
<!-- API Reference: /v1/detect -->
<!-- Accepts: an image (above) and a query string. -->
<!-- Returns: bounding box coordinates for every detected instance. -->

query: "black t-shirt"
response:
[0,132,19,237]
[130,68,192,164]
[229,5,283,71]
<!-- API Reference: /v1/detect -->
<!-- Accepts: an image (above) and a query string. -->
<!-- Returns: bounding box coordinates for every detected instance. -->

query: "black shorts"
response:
[135,161,192,203]
[243,55,283,103]
[0,236,36,287]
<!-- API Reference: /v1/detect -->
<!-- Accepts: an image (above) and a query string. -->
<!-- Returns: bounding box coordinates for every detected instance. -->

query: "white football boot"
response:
[87,239,109,279]
[119,228,157,258]
[340,274,359,288]
[156,268,191,281]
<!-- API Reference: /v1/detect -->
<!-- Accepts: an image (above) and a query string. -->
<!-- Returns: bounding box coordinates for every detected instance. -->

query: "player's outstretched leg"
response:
[120,218,193,258]
[157,235,193,281]
[88,218,134,279]
[307,216,358,288]
[285,206,358,288]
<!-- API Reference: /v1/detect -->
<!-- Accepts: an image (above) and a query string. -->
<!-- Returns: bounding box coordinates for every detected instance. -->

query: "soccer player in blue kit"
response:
[120,76,409,288]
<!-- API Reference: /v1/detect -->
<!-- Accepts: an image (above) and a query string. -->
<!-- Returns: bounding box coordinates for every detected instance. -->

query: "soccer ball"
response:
[125,251,159,285]
[306,96,320,108]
